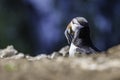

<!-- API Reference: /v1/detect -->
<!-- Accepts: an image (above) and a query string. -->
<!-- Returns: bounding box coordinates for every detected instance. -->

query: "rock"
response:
[1,45,120,80]
[59,46,69,57]
[0,45,18,58]
[107,45,120,56]
[26,54,49,61]
[50,52,62,59]
[7,53,25,59]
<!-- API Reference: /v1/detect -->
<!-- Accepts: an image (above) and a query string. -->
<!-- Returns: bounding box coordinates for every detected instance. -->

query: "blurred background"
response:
[0,0,120,56]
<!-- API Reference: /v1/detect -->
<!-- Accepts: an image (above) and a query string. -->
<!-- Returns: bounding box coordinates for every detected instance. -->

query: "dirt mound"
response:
[0,45,120,80]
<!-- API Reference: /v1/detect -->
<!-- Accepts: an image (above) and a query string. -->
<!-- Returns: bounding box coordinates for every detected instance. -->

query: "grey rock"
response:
[26,54,49,61]
[7,53,25,59]
[59,46,69,57]
[50,52,62,59]
[0,45,18,58]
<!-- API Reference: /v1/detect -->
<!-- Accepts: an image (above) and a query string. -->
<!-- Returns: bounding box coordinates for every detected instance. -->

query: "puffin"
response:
[64,17,99,57]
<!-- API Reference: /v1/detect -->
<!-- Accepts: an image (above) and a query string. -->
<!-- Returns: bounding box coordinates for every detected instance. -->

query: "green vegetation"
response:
[4,63,17,72]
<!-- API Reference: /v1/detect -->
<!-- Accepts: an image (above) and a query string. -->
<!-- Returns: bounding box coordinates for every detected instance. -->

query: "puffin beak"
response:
[65,29,74,45]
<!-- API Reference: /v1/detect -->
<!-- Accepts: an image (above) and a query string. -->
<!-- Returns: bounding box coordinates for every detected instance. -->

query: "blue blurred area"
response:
[0,0,120,55]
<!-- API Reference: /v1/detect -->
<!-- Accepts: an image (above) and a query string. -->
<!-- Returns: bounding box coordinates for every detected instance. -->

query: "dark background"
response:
[0,0,120,55]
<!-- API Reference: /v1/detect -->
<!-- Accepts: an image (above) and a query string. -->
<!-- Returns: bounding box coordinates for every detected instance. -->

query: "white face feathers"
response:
[70,20,81,32]
[76,17,88,23]
[70,17,88,32]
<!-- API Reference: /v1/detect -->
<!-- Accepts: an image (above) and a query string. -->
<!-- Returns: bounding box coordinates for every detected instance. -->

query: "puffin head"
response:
[65,17,90,44]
